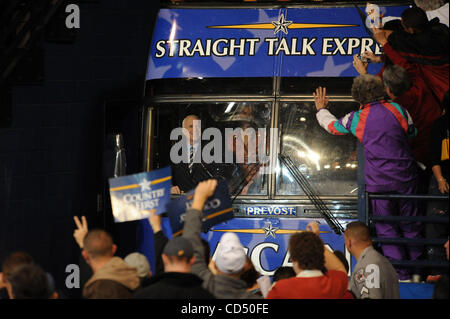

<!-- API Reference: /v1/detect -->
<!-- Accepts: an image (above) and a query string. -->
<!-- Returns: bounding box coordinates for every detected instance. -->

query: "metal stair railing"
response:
[365,191,449,269]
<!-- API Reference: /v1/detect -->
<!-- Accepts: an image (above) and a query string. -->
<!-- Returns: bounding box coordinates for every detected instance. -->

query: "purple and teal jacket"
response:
[316,100,418,193]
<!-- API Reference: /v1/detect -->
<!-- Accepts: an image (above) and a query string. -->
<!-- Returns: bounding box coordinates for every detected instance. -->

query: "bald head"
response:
[345,221,372,243]
[83,229,115,259]
[182,115,199,128]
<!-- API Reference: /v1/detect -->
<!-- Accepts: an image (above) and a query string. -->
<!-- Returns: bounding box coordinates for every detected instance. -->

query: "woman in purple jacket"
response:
[314,75,421,281]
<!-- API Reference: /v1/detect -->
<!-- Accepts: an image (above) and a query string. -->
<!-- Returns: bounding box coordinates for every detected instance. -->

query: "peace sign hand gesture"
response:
[73,216,88,249]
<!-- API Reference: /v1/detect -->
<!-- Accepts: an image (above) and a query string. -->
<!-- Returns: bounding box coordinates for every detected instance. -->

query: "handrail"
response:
[364,192,448,225]
[372,238,447,245]
[370,215,448,223]
[368,194,448,200]
[363,191,449,270]
[389,260,448,268]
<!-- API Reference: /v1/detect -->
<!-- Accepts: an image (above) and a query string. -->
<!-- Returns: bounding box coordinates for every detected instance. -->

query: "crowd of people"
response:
[349,4,449,282]
[0,2,448,299]
[1,179,448,299]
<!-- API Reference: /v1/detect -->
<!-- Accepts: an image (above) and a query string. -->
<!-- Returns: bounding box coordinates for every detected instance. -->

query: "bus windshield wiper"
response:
[231,162,261,202]
[278,154,345,235]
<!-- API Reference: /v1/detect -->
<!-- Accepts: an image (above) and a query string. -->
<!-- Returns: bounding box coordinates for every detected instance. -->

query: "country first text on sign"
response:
[108,167,172,223]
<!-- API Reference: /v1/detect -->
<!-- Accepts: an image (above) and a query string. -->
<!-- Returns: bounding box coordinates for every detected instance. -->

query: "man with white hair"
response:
[182,179,262,299]
[171,115,218,193]
[124,252,152,288]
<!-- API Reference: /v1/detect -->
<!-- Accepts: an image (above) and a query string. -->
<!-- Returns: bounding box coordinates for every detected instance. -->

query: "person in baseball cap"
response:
[132,236,214,299]
[162,237,194,260]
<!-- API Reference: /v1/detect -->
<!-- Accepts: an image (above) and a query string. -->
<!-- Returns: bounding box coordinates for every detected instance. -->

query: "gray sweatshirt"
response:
[349,246,400,299]
[182,208,262,299]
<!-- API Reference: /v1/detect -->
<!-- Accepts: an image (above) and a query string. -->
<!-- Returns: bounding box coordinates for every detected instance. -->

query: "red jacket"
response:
[380,42,443,165]
[386,20,449,103]
[267,270,348,299]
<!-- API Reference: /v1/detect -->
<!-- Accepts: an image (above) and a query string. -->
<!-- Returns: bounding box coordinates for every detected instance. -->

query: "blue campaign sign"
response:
[108,167,172,223]
[136,212,357,278]
[166,179,233,236]
[147,5,407,80]
[204,217,357,277]
[245,206,296,216]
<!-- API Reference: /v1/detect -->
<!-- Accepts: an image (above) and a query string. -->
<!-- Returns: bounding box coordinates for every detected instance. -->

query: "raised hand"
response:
[352,54,369,75]
[313,86,329,111]
[362,51,382,63]
[171,186,181,194]
[192,179,218,211]
[73,216,88,249]
[306,221,320,236]
[148,210,162,233]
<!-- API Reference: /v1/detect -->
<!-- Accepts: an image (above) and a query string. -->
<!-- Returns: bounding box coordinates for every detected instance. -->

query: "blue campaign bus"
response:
[137,0,430,293]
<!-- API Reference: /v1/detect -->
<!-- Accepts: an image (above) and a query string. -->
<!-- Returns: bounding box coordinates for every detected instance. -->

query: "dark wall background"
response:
[0,0,159,298]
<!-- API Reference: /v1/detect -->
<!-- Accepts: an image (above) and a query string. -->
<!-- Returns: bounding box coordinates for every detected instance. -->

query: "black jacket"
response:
[171,161,216,193]
[132,272,215,299]
[388,18,449,64]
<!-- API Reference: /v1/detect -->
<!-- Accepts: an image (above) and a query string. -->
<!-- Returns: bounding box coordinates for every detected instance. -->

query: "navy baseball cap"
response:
[163,237,194,259]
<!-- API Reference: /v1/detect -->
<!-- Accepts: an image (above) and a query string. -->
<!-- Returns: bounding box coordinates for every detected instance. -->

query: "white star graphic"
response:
[306,56,352,77]
[139,178,152,191]
[272,14,293,35]
[263,222,279,238]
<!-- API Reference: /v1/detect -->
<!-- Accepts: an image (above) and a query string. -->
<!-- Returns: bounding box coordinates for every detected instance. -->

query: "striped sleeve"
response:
[316,108,351,136]
[382,101,417,139]
[316,108,369,142]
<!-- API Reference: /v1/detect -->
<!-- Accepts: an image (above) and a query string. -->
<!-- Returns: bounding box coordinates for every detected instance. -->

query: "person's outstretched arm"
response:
[371,27,416,77]
[148,212,168,275]
[182,180,218,281]
[73,216,93,293]
[306,222,347,274]
[314,86,361,138]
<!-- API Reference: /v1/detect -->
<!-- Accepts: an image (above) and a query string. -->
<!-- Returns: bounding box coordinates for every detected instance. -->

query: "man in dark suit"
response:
[171,115,217,193]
